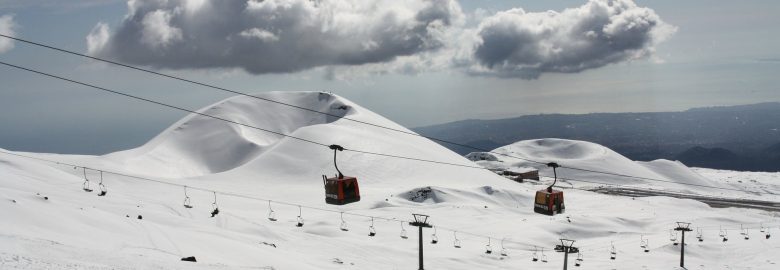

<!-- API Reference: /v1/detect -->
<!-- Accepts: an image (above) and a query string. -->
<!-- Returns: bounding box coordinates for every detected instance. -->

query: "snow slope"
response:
[2,92,779,269]
[471,138,732,194]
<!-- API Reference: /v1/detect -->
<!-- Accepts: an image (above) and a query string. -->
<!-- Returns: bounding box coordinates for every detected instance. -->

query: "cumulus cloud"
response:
[465,0,676,79]
[87,0,463,74]
[0,14,17,54]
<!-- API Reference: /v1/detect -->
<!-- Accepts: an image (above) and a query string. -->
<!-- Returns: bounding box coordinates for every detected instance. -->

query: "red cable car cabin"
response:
[533,162,565,216]
[323,175,360,205]
[323,144,361,205]
[534,188,565,215]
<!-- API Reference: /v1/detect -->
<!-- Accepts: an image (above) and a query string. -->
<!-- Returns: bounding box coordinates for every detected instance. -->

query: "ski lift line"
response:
[0,149,404,223]
[1,147,776,252]
[431,225,537,250]
[1,36,774,197]
[1,61,773,197]
[0,154,549,251]
[343,148,484,169]
[0,151,770,258]
[2,147,778,240]
[695,224,780,231]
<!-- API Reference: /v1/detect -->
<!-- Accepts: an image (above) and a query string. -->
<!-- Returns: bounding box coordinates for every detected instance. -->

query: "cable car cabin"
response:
[534,188,565,215]
[323,175,360,205]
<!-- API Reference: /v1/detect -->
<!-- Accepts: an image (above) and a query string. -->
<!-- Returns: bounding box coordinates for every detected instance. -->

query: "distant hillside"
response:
[413,102,780,172]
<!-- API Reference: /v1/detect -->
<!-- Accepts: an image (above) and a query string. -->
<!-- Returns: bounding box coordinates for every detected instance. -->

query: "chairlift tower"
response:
[409,214,432,270]
[674,222,693,268]
[555,239,579,270]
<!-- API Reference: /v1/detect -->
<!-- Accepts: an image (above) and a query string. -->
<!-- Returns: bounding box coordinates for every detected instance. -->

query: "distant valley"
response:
[413,102,780,172]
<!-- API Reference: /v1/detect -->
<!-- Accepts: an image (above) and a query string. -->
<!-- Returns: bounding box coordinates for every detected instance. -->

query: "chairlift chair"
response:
[534,162,565,216]
[670,230,679,246]
[575,253,583,267]
[97,171,107,196]
[499,238,508,256]
[484,238,492,254]
[696,228,703,242]
[81,168,93,192]
[765,227,771,239]
[323,145,360,205]
[183,186,193,208]
[210,192,220,217]
[610,243,617,260]
[541,249,548,263]
[98,183,107,196]
[720,228,729,242]
[453,231,461,248]
[82,180,93,192]
[644,240,650,253]
[400,222,408,239]
[368,218,376,237]
[296,206,304,227]
[430,226,439,244]
[267,201,277,221]
[339,212,349,231]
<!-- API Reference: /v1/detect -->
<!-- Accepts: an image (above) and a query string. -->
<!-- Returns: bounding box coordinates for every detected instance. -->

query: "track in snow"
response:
[591,187,780,212]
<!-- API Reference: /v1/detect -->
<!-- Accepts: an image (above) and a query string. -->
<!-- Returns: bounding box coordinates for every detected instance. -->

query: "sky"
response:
[0,0,779,155]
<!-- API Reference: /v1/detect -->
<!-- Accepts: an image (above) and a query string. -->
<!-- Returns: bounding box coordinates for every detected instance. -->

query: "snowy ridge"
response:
[475,138,728,193]
[102,92,364,178]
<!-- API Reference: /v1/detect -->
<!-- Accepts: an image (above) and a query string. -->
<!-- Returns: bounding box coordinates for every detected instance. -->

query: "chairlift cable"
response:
[0,60,768,195]
[3,35,742,191]
[0,34,550,166]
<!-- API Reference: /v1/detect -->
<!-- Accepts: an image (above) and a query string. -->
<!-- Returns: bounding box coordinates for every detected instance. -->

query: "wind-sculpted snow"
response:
[98,92,359,178]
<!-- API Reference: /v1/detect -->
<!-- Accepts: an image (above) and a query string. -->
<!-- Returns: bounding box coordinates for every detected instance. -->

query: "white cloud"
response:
[464,0,677,79]
[85,0,673,79]
[88,0,463,74]
[86,22,109,54]
[0,14,17,54]
[238,28,279,42]
[140,9,183,49]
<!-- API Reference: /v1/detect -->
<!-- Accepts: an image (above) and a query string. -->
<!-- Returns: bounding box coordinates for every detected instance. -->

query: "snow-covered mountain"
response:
[1,92,778,269]
[467,138,728,194]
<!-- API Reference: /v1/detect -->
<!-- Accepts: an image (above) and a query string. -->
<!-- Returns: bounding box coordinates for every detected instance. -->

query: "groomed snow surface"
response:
[1,92,778,269]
